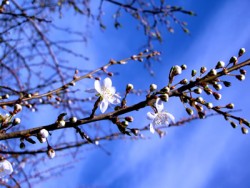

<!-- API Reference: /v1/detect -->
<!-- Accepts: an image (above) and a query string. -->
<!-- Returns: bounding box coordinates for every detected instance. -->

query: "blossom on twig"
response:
[95,77,121,113]
[147,98,175,133]
[0,159,13,177]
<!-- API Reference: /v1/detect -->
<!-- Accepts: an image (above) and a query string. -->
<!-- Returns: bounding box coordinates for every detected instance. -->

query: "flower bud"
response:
[186,108,193,115]
[213,92,222,100]
[200,66,207,74]
[230,121,237,128]
[57,120,66,127]
[125,116,134,122]
[160,87,170,93]
[20,142,25,149]
[70,117,77,123]
[14,104,22,113]
[240,69,246,75]
[229,56,237,64]
[47,147,56,159]
[204,87,213,95]
[206,102,213,109]
[194,88,202,94]
[150,84,157,92]
[121,121,129,128]
[38,137,47,143]
[215,61,225,69]
[170,65,182,77]
[196,97,204,103]
[131,128,140,136]
[209,69,217,76]
[198,111,205,119]
[241,127,248,134]
[12,118,21,126]
[180,79,188,85]
[223,81,231,87]
[236,74,245,81]
[181,64,187,70]
[160,94,169,102]
[238,48,246,57]
[213,83,222,91]
[226,103,234,109]
[38,129,49,138]
[191,69,197,77]
[2,94,9,99]
[126,84,134,92]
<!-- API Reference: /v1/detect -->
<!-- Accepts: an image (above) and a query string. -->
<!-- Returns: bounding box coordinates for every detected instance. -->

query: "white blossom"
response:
[0,159,13,177]
[147,98,175,134]
[95,77,121,113]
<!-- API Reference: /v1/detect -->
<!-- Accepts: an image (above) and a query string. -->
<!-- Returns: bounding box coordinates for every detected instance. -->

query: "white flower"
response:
[95,77,121,113]
[0,159,13,177]
[147,98,175,134]
[38,129,49,138]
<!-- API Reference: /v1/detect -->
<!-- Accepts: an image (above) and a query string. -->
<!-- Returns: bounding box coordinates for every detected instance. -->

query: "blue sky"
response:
[32,1,250,187]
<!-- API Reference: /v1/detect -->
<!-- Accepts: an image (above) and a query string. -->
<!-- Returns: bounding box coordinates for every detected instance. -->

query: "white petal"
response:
[109,86,116,95]
[149,124,155,134]
[103,77,112,88]
[100,100,109,113]
[167,112,175,123]
[147,112,156,120]
[94,80,101,93]
[156,98,164,112]
[0,160,13,177]
[109,97,120,104]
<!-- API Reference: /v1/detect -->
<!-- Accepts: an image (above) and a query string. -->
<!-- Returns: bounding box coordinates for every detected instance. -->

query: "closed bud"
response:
[204,87,213,95]
[180,79,188,85]
[194,88,202,94]
[150,84,157,92]
[195,105,203,112]
[14,104,22,113]
[241,127,248,134]
[240,69,246,75]
[213,83,222,91]
[38,137,47,143]
[213,92,222,100]
[2,94,9,99]
[223,81,231,87]
[13,118,21,125]
[215,61,225,69]
[38,129,49,138]
[47,147,56,159]
[160,94,169,102]
[229,56,237,64]
[196,97,204,103]
[20,142,25,149]
[125,116,134,122]
[230,121,237,128]
[206,102,213,109]
[126,84,134,92]
[238,48,246,57]
[198,111,205,119]
[236,74,245,81]
[209,69,217,76]
[131,128,140,136]
[161,87,170,93]
[186,108,193,115]
[170,65,182,78]
[191,69,197,77]
[57,120,66,127]
[200,66,207,74]
[121,121,129,128]
[226,103,234,109]
[181,64,187,70]
[70,117,77,123]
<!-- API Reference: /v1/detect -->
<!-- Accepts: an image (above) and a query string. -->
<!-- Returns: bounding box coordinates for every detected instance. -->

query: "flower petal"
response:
[155,98,164,112]
[94,80,101,93]
[109,86,116,95]
[147,112,156,120]
[167,112,175,123]
[109,97,120,104]
[103,77,112,88]
[100,100,109,113]
[149,124,155,134]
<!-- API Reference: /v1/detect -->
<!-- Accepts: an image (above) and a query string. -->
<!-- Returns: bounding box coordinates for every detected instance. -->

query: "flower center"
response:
[102,87,113,99]
[154,112,168,125]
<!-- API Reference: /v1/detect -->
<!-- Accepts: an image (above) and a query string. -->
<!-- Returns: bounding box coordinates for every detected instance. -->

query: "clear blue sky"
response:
[35,1,250,187]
